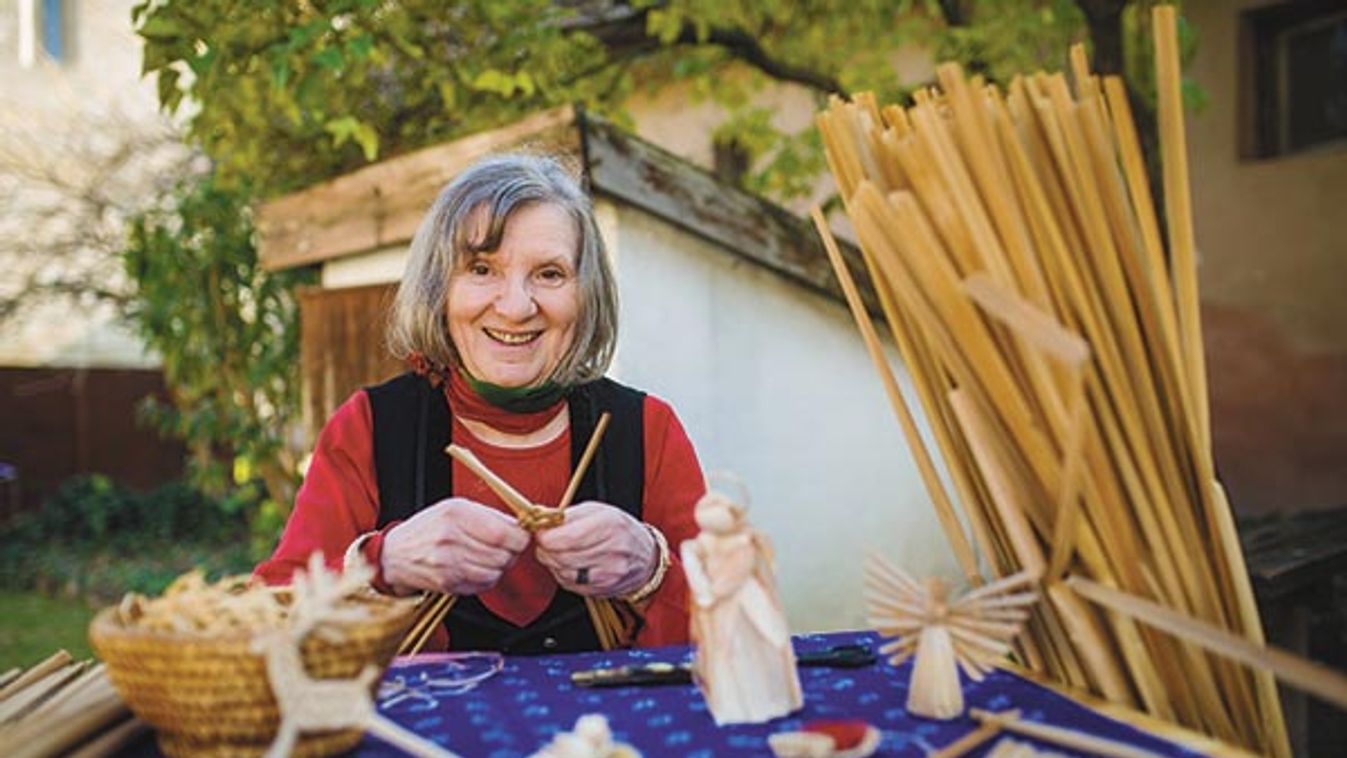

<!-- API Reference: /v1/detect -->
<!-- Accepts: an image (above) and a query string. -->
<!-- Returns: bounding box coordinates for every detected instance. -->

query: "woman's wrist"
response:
[620,524,670,605]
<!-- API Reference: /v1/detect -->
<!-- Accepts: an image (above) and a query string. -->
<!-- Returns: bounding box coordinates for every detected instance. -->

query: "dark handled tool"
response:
[571,661,690,687]
[570,643,876,687]
[797,643,876,668]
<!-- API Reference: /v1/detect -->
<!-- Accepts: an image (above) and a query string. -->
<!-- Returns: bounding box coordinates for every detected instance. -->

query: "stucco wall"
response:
[1187,0,1347,514]
[0,1,156,110]
[0,0,168,368]
[603,200,960,633]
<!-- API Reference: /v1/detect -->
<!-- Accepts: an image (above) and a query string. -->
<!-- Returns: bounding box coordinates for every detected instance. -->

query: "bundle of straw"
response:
[814,7,1296,755]
[0,650,143,758]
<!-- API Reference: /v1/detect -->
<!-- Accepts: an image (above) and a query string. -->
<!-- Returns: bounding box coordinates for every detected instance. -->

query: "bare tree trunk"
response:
[1076,0,1163,216]
[1077,0,1128,76]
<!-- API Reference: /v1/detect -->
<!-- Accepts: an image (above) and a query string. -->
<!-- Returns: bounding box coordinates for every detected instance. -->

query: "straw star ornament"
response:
[865,556,1038,719]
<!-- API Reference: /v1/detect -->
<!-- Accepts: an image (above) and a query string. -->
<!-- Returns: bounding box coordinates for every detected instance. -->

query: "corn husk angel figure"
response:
[681,488,803,725]
[865,556,1038,720]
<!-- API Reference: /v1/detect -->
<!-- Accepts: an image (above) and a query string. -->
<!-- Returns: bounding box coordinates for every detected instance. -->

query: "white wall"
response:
[602,199,962,633]
[321,245,406,288]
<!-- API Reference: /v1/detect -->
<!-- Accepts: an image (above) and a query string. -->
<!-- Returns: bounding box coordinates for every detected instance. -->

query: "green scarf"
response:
[463,372,568,413]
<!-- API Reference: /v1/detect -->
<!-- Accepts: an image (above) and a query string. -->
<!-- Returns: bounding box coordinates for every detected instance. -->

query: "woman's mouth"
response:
[483,327,542,346]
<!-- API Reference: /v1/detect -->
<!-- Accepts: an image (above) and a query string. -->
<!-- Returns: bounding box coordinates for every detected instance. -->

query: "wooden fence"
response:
[0,367,186,519]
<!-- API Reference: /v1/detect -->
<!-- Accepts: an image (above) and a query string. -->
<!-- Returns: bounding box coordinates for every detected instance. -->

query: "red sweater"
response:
[255,388,704,649]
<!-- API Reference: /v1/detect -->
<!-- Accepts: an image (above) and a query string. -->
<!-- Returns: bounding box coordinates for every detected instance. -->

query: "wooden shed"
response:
[257,105,954,631]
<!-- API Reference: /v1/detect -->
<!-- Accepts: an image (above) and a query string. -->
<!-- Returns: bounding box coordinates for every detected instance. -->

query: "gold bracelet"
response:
[620,524,671,605]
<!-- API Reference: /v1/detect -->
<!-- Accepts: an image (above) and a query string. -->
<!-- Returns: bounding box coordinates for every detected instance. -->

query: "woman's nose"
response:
[493,275,538,320]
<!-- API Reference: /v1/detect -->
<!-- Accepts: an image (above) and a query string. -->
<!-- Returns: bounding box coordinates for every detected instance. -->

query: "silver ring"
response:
[576,567,591,585]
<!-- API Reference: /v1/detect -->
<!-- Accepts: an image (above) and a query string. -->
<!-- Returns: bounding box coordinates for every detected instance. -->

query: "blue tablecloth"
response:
[358,630,1207,757]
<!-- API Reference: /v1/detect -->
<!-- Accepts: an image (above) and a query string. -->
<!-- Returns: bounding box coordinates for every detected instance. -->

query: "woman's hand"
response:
[381,498,531,596]
[534,502,657,597]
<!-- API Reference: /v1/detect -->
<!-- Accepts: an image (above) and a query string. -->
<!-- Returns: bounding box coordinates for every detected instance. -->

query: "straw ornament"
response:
[256,554,459,758]
[865,558,1037,719]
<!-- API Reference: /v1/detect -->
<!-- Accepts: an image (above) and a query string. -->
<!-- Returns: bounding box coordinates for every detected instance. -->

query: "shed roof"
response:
[256,105,877,314]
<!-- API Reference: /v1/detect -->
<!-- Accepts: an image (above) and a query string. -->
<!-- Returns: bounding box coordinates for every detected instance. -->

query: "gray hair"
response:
[387,153,618,386]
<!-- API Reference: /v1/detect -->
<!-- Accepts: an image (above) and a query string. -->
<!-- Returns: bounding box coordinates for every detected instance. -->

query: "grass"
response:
[0,591,98,671]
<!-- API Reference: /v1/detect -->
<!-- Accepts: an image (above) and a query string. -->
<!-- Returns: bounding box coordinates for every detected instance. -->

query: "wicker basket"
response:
[89,594,415,758]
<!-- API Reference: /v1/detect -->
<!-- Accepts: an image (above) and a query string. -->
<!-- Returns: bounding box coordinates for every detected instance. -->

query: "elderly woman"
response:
[256,154,705,653]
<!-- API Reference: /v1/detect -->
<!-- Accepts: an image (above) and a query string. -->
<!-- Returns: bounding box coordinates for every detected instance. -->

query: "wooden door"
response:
[298,283,403,442]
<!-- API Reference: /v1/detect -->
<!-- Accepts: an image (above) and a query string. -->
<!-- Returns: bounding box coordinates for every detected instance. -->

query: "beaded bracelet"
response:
[343,531,378,574]
[620,524,671,605]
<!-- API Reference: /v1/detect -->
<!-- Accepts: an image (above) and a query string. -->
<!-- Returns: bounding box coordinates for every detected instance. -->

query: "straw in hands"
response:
[445,445,565,532]
[399,413,623,655]
[866,556,1037,719]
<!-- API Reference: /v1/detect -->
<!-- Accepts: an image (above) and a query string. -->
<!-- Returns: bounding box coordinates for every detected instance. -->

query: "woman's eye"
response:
[537,267,568,283]
[467,261,491,276]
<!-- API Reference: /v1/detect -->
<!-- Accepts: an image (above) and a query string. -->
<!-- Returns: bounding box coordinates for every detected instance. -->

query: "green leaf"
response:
[346,33,375,60]
[157,67,184,113]
[137,15,183,41]
[1181,77,1209,114]
[325,115,380,160]
[232,456,253,485]
[140,38,180,75]
[472,68,515,96]
[324,115,359,145]
[646,8,684,45]
[437,80,459,111]
[271,57,291,90]
[312,46,344,71]
[186,45,215,77]
[350,120,380,161]
[515,70,535,97]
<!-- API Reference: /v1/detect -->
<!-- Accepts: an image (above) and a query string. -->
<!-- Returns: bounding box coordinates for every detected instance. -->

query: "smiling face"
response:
[446,202,581,388]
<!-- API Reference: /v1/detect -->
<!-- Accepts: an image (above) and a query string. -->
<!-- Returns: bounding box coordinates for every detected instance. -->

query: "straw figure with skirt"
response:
[681,487,803,725]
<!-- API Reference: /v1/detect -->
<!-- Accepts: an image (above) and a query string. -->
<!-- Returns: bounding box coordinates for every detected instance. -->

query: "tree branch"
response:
[936,0,969,27]
[695,24,847,96]
[567,4,848,96]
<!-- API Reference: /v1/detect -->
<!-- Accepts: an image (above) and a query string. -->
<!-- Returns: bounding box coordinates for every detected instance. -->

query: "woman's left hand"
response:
[534,502,657,597]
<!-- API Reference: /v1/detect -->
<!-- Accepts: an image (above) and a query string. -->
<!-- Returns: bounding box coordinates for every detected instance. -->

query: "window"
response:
[41,0,65,62]
[1241,1,1347,159]
[16,0,67,67]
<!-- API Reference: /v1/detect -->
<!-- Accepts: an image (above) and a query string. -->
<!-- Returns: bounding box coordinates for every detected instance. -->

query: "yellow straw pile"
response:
[0,650,141,758]
[815,6,1289,755]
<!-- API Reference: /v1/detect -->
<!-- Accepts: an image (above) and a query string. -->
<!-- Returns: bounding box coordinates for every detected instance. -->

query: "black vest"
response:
[365,372,645,654]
